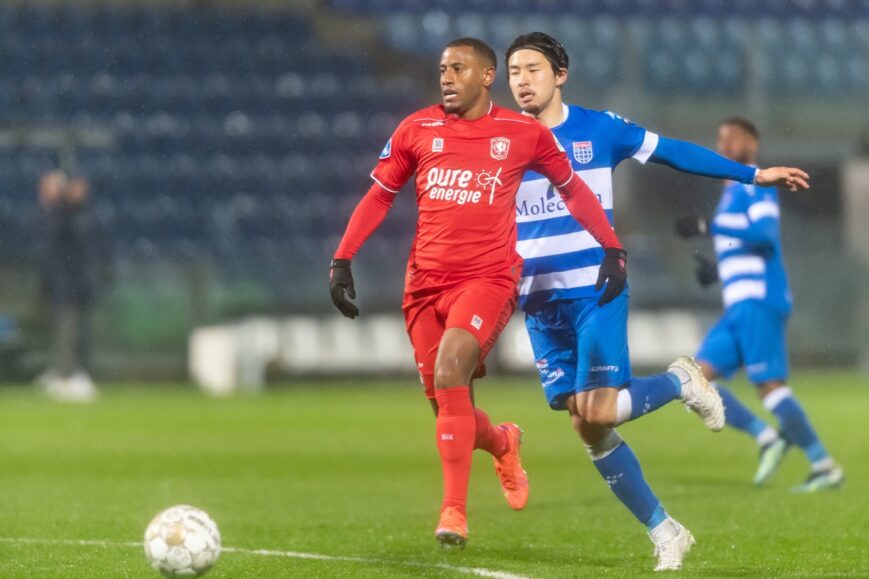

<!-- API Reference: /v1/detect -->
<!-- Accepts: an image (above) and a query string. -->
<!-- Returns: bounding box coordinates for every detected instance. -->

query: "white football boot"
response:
[754,437,788,485]
[62,371,98,403]
[649,518,696,572]
[791,464,845,493]
[669,357,725,432]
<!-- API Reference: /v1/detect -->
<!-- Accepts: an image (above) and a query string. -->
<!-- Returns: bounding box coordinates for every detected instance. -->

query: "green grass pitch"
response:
[0,373,866,577]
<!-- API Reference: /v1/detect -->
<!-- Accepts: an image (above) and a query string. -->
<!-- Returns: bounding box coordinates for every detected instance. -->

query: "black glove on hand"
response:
[329,259,359,319]
[694,254,719,288]
[595,248,627,306]
[675,216,709,238]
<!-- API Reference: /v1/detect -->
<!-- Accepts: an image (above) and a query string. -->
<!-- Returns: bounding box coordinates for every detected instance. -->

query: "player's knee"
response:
[756,380,785,399]
[569,412,583,435]
[433,330,479,389]
[577,418,616,448]
[581,404,616,427]
[433,357,475,389]
[433,365,464,389]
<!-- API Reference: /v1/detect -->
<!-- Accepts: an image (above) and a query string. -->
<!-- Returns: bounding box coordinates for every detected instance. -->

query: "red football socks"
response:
[473,408,509,458]
[434,386,476,515]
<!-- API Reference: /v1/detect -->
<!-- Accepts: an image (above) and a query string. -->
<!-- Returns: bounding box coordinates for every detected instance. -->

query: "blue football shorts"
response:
[696,300,789,384]
[524,294,631,410]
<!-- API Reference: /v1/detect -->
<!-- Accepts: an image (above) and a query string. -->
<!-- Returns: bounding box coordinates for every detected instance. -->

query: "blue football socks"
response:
[716,383,769,438]
[622,373,681,422]
[586,430,666,529]
[764,387,832,470]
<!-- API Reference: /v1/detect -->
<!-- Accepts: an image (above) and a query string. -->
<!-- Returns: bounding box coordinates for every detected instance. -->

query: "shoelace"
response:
[654,541,681,567]
[684,386,715,415]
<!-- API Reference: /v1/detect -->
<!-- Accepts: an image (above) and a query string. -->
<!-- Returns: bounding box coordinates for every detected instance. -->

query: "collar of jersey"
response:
[440,101,494,123]
[520,102,570,130]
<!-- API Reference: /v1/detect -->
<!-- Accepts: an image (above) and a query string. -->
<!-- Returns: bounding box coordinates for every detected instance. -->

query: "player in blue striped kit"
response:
[506,32,811,571]
[676,117,843,493]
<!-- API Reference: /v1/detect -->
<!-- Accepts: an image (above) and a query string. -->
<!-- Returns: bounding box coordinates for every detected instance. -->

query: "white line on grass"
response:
[0,536,532,579]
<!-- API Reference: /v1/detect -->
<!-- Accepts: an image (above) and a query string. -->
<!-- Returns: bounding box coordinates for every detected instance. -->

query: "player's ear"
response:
[481,65,496,89]
[555,67,568,89]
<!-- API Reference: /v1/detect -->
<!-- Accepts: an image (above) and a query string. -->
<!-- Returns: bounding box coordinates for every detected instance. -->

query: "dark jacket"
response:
[41,202,111,306]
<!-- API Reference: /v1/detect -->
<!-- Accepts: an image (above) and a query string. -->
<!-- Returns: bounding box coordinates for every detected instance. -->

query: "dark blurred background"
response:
[0,0,866,381]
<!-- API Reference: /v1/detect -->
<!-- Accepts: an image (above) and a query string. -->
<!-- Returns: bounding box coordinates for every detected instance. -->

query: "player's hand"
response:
[329,259,359,319]
[674,216,709,238]
[595,248,627,306]
[755,167,810,191]
[694,255,719,287]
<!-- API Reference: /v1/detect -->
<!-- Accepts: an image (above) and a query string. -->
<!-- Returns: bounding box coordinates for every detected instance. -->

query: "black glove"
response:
[595,248,627,306]
[329,259,359,319]
[694,254,719,287]
[675,215,709,238]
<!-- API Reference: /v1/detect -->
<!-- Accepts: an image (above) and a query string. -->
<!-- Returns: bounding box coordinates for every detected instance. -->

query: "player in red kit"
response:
[329,38,626,549]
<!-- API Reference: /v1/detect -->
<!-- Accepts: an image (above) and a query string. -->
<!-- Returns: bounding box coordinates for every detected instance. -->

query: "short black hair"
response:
[506,32,569,74]
[720,116,759,139]
[444,37,497,69]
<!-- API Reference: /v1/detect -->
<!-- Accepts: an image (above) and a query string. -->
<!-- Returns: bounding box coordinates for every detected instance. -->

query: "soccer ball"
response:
[144,505,221,577]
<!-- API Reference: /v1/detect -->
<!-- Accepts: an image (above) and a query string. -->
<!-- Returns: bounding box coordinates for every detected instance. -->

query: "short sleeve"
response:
[603,110,658,165]
[528,124,574,188]
[370,122,417,193]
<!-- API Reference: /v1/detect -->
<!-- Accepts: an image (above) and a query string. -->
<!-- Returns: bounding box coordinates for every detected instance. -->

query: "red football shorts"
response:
[403,270,519,399]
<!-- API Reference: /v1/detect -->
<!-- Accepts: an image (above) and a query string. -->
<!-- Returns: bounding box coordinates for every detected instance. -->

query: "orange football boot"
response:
[435,506,468,549]
[493,423,529,510]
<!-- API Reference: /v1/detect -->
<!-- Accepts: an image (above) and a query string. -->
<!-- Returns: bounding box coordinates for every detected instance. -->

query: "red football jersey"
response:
[371,103,576,284]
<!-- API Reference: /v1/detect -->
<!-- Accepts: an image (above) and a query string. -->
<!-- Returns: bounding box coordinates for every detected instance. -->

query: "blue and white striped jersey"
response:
[711,181,792,313]
[515,104,658,309]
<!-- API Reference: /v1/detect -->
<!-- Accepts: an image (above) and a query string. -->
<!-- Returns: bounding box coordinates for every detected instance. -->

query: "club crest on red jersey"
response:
[573,141,593,164]
[490,137,510,161]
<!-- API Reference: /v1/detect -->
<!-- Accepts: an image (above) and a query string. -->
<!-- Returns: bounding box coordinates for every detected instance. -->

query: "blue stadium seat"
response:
[3,3,859,268]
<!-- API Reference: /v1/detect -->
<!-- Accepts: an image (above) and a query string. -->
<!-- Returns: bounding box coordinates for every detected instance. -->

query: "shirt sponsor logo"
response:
[477,168,503,204]
[535,358,549,372]
[542,367,565,386]
[515,188,603,217]
[470,314,483,330]
[490,137,510,161]
[421,120,445,127]
[379,138,391,159]
[432,137,444,152]
[424,167,501,206]
[517,183,566,217]
[573,141,593,164]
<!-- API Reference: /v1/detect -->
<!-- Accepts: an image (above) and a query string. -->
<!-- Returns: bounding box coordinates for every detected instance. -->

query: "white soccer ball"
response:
[144,505,221,577]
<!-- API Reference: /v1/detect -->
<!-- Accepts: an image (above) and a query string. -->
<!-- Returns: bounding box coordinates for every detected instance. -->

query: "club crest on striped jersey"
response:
[490,137,510,161]
[573,141,593,164]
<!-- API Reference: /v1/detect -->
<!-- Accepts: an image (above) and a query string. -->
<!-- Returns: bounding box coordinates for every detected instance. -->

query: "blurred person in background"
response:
[37,172,112,402]
[676,117,843,493]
